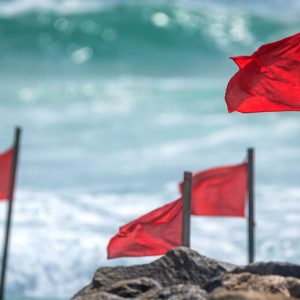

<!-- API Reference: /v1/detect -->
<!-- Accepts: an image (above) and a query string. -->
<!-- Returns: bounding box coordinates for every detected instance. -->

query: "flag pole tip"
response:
[184,171,192,180]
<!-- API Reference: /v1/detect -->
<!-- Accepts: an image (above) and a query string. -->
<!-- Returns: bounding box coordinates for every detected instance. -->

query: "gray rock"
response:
[72,291,123,300]
[232,262,300,279]
[73,277,161,299]
[73,248,300,300]
[142,284,207,300]
[104,277,161,298]
[72,247,234,299]
[92,247,234,288]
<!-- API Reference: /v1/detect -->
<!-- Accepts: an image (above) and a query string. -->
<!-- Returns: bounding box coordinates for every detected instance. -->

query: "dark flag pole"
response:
[0,127,21,300]
[247,148,255,264]
[182,171,192,248]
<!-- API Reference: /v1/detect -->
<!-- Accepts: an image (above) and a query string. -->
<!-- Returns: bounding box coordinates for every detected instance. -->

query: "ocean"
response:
[0,0,300,299]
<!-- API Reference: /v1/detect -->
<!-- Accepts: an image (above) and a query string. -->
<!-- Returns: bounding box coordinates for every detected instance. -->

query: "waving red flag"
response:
[180,163,247,217]
[0,147,15,201]
[107,199,182,259]
[225,32,300,113]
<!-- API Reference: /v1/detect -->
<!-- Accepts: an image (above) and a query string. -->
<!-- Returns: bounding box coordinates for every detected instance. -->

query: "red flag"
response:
[0,147,15,201]
[179,163,247,217]
[225,32,300,113]
[107,199,183,259]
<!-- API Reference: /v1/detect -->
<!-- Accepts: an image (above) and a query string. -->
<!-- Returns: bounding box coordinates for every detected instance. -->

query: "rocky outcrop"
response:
[206,272,300,299]
[142,284,207,300]
[208,290,293,300]
[232,262,300,279]
[72,247,300,300]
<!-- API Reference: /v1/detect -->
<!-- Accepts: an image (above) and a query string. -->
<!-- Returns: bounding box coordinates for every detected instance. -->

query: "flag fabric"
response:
[225,32,300,113]
[107,199,183,259]
[179,163,247,217]
[0,147,15,201]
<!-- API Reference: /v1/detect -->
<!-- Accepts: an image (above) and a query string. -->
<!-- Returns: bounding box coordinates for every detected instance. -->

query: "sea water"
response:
[0,0,300,299]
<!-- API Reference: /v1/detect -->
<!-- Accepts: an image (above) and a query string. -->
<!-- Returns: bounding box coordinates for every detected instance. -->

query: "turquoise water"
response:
[0,0,300,299]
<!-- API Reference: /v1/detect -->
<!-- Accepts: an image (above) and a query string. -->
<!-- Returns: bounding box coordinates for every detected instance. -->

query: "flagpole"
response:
[247,148,255,264]
[0,127,21,300]
[182,171,192,248]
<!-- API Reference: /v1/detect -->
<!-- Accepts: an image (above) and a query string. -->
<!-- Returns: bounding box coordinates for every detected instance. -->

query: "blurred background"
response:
[0,0,300,299]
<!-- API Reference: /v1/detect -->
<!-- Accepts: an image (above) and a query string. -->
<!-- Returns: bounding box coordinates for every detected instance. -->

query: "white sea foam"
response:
[0,190,171,297]
[1,184,299,298]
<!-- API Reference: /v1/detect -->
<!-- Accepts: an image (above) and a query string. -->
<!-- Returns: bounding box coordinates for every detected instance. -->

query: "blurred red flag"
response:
[0,148,15,201]
[107,199,183,259]
[179,163,247,217]
[225,32,300,113]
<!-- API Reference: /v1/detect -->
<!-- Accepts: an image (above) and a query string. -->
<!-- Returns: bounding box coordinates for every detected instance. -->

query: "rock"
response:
[72,291,123,300]
[206,272,300,299]
[72,248,300,300]
[105,277,161,298]
[208,290,293,300]
[232,262,300,279]
[142,284,207,300]
[91,247,234,288]
[73,281,207,300]
[72,247,234,299]
[72,277,161,299]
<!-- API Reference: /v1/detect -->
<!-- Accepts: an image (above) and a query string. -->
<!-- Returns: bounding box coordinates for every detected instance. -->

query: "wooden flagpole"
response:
[182,171,192,248]
[0,127,21,300]
[247,148,255,264]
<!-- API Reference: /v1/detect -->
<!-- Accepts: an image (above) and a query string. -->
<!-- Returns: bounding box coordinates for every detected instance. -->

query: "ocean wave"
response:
[1,0,300,17]
[2,185,300,298]
[0,0,299,75]
[2,189,174,298]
